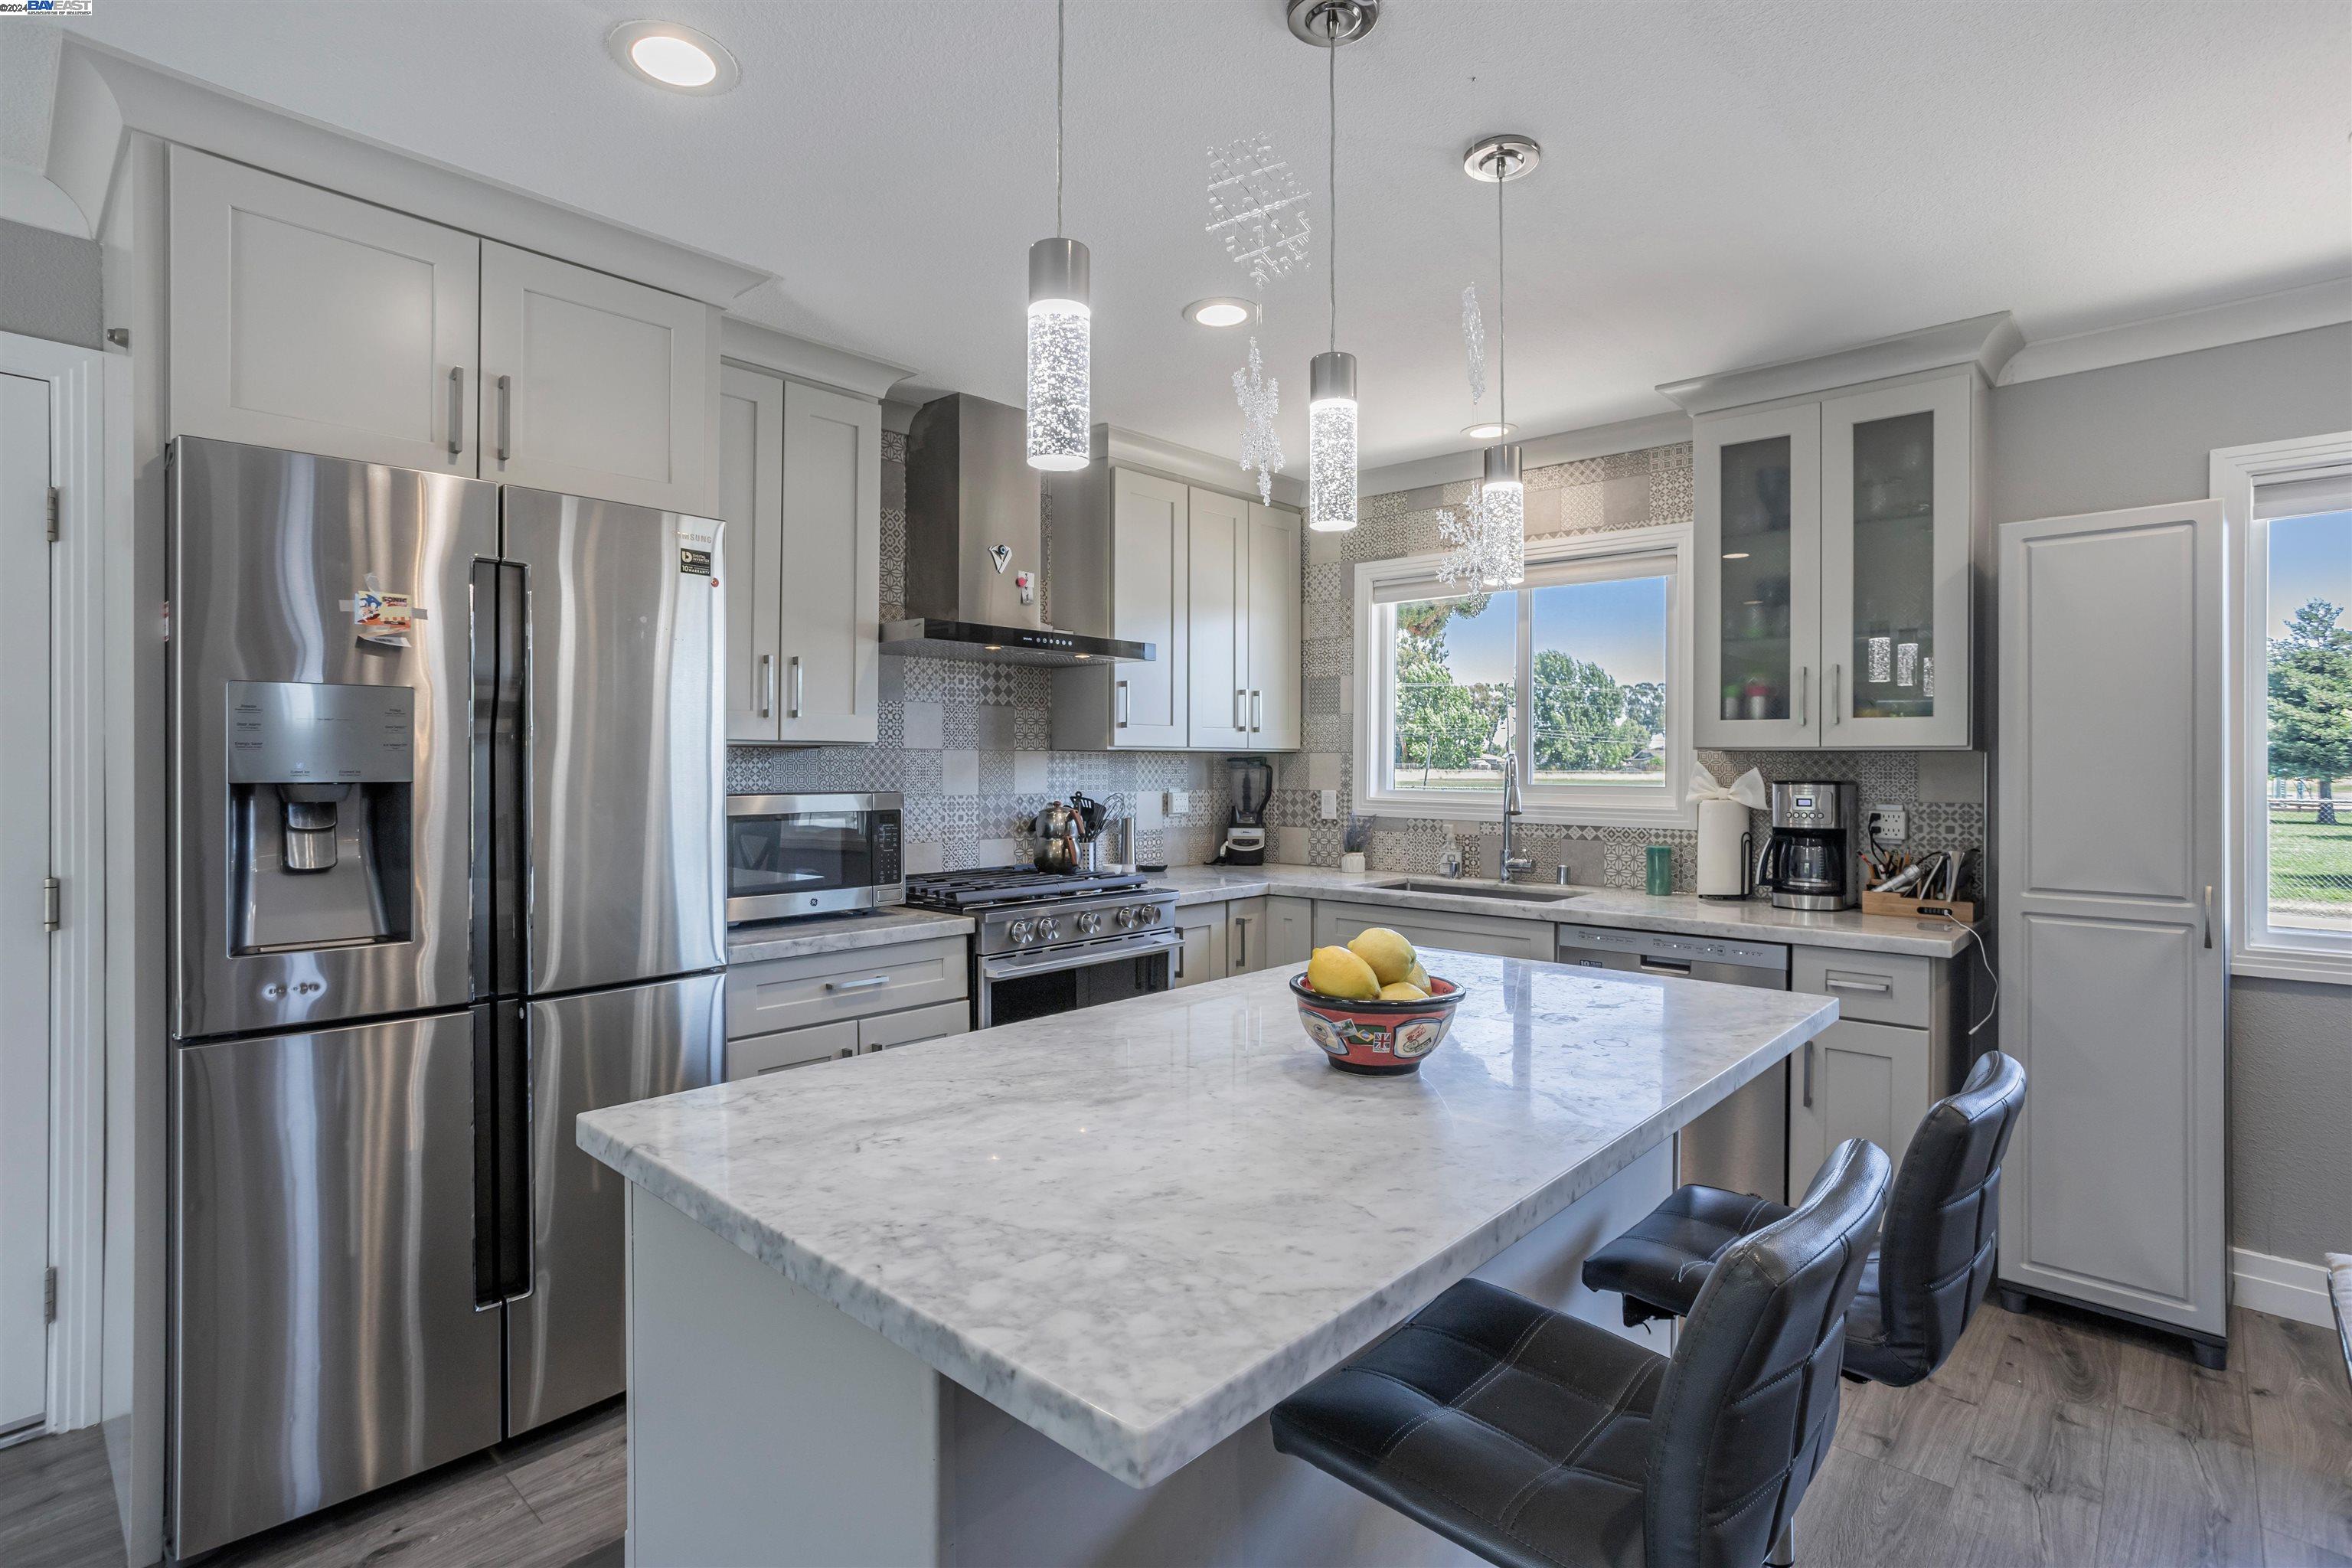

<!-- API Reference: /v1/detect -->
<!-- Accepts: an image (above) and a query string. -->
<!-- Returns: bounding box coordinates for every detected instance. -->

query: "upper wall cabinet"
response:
[719,364,880,745]
[1187,492,1301,751]
[1695,369,1978,749]
[168,148,717,514]
[479,242,717,514]
[169,145,481,475]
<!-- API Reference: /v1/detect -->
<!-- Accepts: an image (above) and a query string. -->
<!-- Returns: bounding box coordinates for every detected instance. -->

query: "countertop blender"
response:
[1220,756,1272,865]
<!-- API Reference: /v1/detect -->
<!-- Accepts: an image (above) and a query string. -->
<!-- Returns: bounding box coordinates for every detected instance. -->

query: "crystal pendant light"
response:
[1465,133,1538,584]
[1025,0,1089,472]
[1292,0,1377,531]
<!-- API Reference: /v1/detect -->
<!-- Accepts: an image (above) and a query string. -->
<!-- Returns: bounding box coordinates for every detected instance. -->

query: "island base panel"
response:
[624,1145,1672,1566]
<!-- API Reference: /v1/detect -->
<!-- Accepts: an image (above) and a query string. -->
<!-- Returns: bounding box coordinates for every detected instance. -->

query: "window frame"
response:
[1354,522,1697,828]
[2211,430,2352,985]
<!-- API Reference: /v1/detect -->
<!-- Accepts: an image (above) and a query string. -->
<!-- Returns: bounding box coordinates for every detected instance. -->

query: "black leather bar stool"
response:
[1583,1049,2024,1387]
[1271,1138,1890,1568]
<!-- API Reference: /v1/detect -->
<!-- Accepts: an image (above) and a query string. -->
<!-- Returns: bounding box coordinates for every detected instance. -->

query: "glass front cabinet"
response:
[1696,371,1975,749]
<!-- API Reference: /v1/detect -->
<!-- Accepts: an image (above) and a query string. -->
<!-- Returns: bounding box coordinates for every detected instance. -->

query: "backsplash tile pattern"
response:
[726,430,1231,870]
[1286,439,1988,899]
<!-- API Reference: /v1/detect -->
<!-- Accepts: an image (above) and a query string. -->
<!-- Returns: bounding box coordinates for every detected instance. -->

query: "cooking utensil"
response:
[1031,801,1080,874]
[1069,791,1106,841]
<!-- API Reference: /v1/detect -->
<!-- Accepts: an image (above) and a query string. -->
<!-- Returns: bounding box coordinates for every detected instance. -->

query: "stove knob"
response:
[1077,910,1103,936]
[1039,917,1062,942]
[1132,904,1157,926]
[1115,906,1136,929]
[1009,919,1036,946]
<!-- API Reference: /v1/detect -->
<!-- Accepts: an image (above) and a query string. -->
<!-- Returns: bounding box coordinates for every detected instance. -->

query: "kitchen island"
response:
[578,950,1840,1566]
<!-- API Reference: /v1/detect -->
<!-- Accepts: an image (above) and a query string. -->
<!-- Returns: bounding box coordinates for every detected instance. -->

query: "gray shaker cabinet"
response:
[1995,499,2229,1357]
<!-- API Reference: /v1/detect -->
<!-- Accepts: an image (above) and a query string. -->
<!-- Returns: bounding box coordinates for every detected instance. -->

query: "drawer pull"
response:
[1823,972,1893,995]
[825,975,890,993]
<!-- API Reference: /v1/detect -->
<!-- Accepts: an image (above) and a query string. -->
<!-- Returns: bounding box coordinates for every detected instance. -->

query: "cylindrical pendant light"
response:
[1465,132,1539,583]
[1026,1,1089,471]
[1291,0,1377,531]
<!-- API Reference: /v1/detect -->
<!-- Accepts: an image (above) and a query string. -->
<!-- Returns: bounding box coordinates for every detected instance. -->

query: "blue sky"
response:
[1426,577,1671,688]
[2270,508,2350,641]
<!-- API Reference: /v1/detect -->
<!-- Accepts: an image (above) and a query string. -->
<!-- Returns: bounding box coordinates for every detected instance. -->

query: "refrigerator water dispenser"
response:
[226,680,416,952]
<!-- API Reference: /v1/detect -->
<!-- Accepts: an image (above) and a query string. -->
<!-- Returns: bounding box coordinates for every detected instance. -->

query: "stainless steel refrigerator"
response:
[166,437,727,1557]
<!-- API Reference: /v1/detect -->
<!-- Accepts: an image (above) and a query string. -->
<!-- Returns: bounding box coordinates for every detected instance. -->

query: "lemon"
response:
[1306,946,1381,1001]
[1347,927,1418,987]
[1406,959,1430,991]
[1379,982,1429,1001]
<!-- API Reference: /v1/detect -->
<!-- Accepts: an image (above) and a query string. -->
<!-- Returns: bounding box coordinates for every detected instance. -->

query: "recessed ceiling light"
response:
[1462,420,1518,440]
[1182,296,1260,328]
[608,21,739,93]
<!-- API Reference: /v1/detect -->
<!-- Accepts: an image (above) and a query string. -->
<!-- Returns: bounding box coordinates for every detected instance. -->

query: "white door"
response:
[1996,500,2229,1341]
[1820,374,1973,747]
[479,242,716,512]
[1187,487,1250,749]
[0,373,52,1437]
[1694,400,1822,747]
[774,381,881,744]
[720,365,785,741]
[168,146,480,472]
[1109,469,1190,748]
[1246,503,1301,748]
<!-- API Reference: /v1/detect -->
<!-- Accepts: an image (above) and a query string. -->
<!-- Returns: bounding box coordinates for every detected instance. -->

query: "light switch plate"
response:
[1319,789,1339,820]
[1867,805,1907,844]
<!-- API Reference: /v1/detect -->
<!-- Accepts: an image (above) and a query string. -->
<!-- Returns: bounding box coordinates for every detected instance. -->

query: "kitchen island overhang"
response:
[581,950,1840,1566]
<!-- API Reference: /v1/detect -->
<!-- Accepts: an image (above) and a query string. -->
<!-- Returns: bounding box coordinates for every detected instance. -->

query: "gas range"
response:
[906,867,1180,959]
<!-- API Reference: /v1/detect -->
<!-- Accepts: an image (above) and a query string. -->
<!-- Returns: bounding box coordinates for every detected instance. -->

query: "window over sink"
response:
[1354,523,1694,828]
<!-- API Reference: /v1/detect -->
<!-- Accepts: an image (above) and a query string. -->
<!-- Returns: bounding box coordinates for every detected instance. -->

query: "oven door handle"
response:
[981,929,1180,982]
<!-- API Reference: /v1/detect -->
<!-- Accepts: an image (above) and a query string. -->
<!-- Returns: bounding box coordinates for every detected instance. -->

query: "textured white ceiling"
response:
[47,0,2352,467]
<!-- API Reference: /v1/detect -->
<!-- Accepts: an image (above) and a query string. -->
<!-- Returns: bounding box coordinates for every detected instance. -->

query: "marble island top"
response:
[580,951,1838,1488]
[1151,862,1975,957]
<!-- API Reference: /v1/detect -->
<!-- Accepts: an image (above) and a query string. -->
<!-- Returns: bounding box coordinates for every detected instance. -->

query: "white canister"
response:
[1695,798,1751,898]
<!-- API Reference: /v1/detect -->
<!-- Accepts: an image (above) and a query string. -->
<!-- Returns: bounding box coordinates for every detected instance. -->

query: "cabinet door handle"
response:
[760,653,774,718]
[1797,666,1808,727]
[1233,689,1246,732]
[447,367,464,457]
[825,975,890,993]
[2203,884,2214,949]
[1173,940,1184,981]
[1116,679,1129,729]
[1233,915,1251,969]
[789,655,803,720]
[1823,970,1893,995]
[1831,664,1843,725]
[495,374,511,462]
[1802,1040,1814,1108]
[1250,690,1263,732]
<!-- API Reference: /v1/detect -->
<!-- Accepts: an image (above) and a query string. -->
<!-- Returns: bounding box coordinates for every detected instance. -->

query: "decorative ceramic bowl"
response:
[1289,973,1468,1075]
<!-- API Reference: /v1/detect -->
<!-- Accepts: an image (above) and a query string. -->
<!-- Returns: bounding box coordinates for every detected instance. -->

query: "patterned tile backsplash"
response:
[729,430,1985,897]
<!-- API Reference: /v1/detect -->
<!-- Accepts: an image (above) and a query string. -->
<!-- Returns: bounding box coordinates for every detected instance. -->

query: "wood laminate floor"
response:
[4,1301,2345,1566]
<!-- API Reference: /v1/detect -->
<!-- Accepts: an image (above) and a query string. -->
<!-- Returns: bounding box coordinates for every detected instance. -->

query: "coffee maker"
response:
[1220,756,1272,865]
[1756,781,1860,910]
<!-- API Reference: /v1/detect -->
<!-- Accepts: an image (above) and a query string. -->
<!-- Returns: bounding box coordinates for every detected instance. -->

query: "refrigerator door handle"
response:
[470,1003,501,1308]
[496,1000,534,1304]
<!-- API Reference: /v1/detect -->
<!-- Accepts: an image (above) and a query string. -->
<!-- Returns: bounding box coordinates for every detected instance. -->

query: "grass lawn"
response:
[2268,812,2352,929]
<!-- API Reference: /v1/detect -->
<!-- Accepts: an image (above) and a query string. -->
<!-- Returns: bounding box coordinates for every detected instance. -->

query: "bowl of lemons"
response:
[1289,929,1467,1075]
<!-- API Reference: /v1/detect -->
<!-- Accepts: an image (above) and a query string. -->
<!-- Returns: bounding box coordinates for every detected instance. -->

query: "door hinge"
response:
[44,1267,57,1324]
[45,486,59,543]
[43,876,60,933]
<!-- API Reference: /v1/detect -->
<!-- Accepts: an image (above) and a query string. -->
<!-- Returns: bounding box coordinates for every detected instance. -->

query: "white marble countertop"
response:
[1147,862,1973,957]
[579,951,1838,1488]
[726,906,974,964]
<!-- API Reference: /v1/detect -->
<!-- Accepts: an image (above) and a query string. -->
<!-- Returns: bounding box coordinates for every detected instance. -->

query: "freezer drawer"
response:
[171,1014,501,1559]
[507,972,723,1435]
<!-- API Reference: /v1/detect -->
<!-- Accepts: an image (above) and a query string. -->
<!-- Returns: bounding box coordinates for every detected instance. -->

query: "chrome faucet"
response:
[1498,753,1534,884]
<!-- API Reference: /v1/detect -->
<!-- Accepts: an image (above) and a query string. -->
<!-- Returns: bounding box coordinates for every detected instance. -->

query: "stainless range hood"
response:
[883,394,1153,666]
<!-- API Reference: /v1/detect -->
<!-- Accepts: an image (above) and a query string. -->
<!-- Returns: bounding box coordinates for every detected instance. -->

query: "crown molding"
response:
[1658,312,2022,416]
[2000,278,2352,385]
[719,318,916,403]
[1091,423,1308,509]
[50,40,770,306]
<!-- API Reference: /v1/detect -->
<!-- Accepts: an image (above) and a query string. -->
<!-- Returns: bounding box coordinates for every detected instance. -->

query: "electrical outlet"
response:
[1319,789,1339,820]
[1868,805,1907,844]
[1165,789,1190,816]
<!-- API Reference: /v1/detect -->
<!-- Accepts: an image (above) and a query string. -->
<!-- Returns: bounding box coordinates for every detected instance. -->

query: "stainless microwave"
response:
[726,793,903,923]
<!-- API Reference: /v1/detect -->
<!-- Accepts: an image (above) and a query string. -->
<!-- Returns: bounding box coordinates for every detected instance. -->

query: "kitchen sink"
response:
[1372,879,1583,903]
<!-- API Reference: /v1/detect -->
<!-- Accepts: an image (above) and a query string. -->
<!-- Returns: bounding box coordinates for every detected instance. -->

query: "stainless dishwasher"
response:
[1555,925,1791,1203]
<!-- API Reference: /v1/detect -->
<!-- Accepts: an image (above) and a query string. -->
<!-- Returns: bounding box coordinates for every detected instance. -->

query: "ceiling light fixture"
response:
[1026,0,1091,472]
[1466,132,1540,586]
[606,21,739,93]
[1462,420,1518,441]
[1290,0,1377,532]
[1182,296,1259,328]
